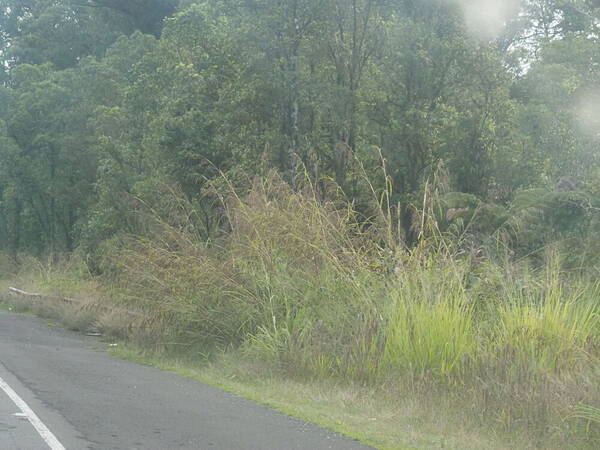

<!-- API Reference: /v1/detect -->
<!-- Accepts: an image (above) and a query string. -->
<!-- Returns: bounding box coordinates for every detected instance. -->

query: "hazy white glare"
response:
[457,0,521,39]
[574,90,600,138]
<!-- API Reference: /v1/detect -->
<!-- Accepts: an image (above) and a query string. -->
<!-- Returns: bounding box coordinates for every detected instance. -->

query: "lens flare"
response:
[574,90,600,138]
[456,0,521,39]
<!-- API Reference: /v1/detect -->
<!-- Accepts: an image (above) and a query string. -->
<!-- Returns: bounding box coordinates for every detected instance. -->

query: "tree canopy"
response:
[0,0,598,262]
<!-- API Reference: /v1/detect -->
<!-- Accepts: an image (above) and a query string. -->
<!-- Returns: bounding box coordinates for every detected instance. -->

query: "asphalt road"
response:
[0,310,371,450]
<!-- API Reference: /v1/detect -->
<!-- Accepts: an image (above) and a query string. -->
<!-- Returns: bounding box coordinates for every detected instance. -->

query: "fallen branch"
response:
[9,287,79,305]
[7,286,146,319]
[8,287,41,297]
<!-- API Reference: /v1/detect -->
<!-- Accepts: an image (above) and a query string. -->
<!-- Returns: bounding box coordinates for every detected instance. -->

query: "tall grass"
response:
[23,172,599,446]
[497,281,598,372]
[383,265,476,378]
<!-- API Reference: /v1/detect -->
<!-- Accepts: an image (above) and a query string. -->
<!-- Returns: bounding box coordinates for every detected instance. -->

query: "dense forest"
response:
[1,1,600,447]
[0,0,598,261]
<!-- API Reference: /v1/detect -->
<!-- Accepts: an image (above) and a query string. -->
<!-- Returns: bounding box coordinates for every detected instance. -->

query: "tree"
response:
[0,0,132,70]
[74,0,179,36]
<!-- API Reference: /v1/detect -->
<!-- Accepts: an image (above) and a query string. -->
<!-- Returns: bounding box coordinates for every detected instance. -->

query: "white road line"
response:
[0,375,66,450]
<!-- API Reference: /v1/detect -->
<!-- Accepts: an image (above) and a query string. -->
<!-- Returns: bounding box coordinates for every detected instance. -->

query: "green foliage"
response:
[73,176,597,443]
[0,0,598,259]
[1,2,599,444]
[496,277,599,372]
[5,170,599,444]
[0,0,132,69]
[571,404,600,428]
[383,266,476,377]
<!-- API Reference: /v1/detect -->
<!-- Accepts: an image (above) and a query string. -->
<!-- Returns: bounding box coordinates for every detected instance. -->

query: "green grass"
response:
[383,267,475,378]
[109,346,520,450]
[496,283,599,372]
[2,266,595,449]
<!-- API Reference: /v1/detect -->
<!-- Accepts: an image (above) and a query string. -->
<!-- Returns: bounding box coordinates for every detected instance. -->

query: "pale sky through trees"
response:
[456,0,522,38]
[575,89,600,137]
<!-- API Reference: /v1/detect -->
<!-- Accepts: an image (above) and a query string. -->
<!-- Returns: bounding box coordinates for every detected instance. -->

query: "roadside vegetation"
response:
[1,0,600,448]
[2,171,599,448]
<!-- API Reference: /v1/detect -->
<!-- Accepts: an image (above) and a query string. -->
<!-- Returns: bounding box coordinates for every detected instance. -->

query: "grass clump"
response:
[383,266,476,378]
[497,281,598,372]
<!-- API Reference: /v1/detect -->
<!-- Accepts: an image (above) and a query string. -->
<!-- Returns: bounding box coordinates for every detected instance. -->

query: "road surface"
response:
[0,310,371,450]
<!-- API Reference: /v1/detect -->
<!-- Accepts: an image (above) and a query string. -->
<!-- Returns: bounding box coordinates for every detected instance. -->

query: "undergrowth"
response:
[2,172,599,448]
